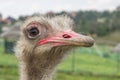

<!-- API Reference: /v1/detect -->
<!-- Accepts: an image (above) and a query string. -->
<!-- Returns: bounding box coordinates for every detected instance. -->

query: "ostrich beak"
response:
[58,31,94,47]
[38,31,94,47]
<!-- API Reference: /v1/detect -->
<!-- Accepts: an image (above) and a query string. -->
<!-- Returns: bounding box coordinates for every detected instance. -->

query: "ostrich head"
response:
[15,15,94,80]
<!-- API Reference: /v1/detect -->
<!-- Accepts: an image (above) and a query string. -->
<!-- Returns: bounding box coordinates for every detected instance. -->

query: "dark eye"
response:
[28,27,39,37]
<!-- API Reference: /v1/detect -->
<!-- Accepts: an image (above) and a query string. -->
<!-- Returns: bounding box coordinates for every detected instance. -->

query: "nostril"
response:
[62,34,71,38]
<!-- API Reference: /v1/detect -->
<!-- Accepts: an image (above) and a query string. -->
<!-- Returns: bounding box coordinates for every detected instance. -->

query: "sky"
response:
[0,0,120,18]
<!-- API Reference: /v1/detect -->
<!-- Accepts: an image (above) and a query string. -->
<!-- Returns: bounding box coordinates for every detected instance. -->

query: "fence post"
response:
[116,53,120,73]
[72,50,76,73]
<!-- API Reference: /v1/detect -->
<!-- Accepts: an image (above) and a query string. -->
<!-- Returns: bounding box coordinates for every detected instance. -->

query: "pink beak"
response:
[38,31,94,47]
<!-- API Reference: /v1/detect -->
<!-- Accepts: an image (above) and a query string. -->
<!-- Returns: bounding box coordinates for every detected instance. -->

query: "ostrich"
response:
[15,15,94,80]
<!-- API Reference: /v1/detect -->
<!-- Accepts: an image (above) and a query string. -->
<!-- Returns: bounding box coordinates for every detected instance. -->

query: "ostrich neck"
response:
[19,47,69,80]
[19,59,54,80]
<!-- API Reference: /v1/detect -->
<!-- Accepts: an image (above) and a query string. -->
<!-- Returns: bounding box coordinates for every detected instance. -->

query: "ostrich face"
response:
[22,16,94,54]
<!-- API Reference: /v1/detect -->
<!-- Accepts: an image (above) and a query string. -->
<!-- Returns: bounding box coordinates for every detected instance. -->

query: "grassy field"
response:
[0,40,120,80]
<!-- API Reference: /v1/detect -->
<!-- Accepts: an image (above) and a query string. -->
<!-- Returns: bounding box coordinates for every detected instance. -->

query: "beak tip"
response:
[86,37,95,47]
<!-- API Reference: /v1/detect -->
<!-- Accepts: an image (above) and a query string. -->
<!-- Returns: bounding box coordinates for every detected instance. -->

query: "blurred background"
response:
[0,0,120,80]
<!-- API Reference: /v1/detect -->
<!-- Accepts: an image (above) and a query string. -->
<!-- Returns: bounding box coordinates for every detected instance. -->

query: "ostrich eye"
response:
[27,27,40,38]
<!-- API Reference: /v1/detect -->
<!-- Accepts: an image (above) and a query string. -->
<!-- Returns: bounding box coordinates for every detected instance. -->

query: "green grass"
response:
[58,46,120,76]
[0,42,120,80]
[54,73,120,80]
